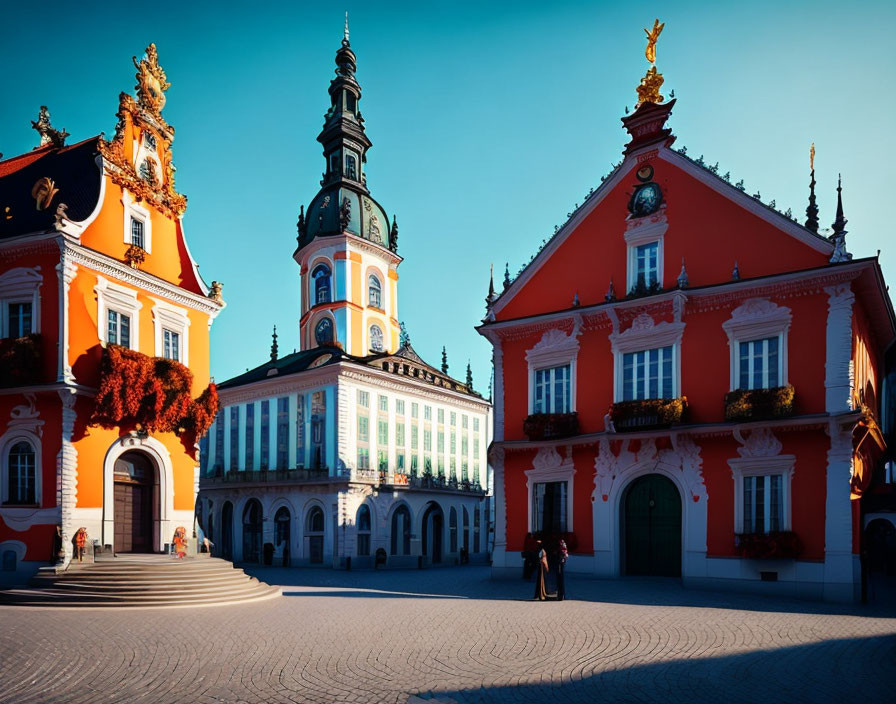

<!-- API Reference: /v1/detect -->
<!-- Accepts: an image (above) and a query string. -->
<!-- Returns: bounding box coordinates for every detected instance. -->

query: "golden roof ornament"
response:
[31,106,69,149]
[133,43,170,115]
[810,142,815,171]
[636,19,666,107]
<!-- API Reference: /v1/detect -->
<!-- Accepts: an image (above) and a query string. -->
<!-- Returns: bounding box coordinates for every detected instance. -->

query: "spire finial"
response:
[344,11,350,45]
[441,346,449,375]
[677,257,689,288]
[829,174,852,263]
[731,260,740,281]
[805,143,819,233]
[270,325,279,361]
[503,262,511,290]
[31,106,68,149]
[486,264,497,306]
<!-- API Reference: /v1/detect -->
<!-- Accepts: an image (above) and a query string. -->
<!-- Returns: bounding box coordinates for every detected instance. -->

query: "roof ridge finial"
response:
[31,106,69,149]
[344,11,350,45]
[270,325,279,361]
[829,173,852,263]
[805,142,819,233]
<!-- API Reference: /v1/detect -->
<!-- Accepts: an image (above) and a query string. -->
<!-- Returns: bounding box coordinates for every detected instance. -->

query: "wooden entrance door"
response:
[113,452,157,553]
[624,474,681,577]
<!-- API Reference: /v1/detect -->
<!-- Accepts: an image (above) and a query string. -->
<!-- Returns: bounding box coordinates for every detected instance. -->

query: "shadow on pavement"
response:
[243,564,896,618]
[406,634,896,704]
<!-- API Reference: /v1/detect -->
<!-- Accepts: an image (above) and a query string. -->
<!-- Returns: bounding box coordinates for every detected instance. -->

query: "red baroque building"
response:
[479,72,895,602]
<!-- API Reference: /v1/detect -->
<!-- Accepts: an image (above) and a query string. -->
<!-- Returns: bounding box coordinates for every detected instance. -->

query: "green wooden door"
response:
[624,474,682,577]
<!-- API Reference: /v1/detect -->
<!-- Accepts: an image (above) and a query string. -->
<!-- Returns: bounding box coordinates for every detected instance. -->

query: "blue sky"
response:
[2,1,893,389]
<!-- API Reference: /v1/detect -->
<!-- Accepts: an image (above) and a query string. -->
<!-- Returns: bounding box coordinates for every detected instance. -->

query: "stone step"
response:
[1,556,280,609]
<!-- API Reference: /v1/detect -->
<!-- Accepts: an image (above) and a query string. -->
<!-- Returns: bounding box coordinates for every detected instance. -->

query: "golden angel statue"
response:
[644,19,665,64]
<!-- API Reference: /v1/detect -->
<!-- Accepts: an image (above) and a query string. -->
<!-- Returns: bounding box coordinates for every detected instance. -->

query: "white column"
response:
[55,254,77,383]
[823,283,858,601]
[491,338,505,442]
[57,388,79,564]
[489,446,509,573]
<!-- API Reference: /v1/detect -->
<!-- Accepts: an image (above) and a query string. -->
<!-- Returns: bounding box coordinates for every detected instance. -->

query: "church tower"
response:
[295,21,401,356]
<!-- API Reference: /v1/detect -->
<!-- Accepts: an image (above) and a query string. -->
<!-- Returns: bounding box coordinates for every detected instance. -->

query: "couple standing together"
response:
[533,538,567,601]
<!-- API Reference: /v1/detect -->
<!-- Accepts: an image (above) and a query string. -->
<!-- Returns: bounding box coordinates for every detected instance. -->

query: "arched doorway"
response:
[221,501,234,561]
[421,503,444,564]
[623,474,682,577]
[274,506,291,566]
[242,499,262,563]
[113,451,158,553]
[306,505,325,564]
[391,504,411,556]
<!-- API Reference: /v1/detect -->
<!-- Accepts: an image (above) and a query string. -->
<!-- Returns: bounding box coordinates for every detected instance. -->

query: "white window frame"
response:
[729,454,795,534]
[0,268,42,338]
[151,298,190,364]
[121,190,152,254]
[621,345,676,401]
[368,274,382,309]
[533,365,572,414]
[723,298,792,391]
[1,433,41,506]
[95,276,142,350]
[525,447,575,533]
[610,313,684,402]
[624,215,667,292]
[526,325,580,414]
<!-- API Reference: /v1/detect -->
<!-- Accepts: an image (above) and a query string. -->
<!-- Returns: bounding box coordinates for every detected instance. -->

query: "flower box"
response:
[725,385,795,422]
[735,531,803,560]
[523,412,579,441]
[610,397,686,431]
[0,334,42,388]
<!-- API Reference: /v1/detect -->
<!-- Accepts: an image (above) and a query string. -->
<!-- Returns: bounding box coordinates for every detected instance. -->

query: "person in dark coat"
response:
[522,532,538,579]
[533,540,548,601]
[555,539,568,601]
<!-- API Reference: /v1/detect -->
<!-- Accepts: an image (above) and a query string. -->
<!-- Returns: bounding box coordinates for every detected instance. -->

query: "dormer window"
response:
[315,317,334,345]
[143,131,157,150]
[130,217,145,250]
[345,92,357,113]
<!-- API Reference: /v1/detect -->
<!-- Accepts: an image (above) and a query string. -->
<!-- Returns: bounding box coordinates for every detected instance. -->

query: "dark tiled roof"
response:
[216,346,346,389]
[0,137,103,240]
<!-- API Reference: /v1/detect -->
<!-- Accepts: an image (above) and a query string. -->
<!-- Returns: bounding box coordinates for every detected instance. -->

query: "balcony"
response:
[201,466,334,487]
[523,412,580,441]
[0,334,42,388]
[609,397,687,431]
[354,469,486,494]
[724,385,795,422]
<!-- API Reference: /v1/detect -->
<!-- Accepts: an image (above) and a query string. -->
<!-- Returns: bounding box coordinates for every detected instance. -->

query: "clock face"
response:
[632,183,662,217]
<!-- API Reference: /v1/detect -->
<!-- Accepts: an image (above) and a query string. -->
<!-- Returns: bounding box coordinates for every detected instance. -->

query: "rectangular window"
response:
[473,436,480,459]
[473,417,480,432]
[461,434,468,456]
[358,390,369,408]
[295,394,305,468]
[437,455,445,477]
[358,447,370,469]
[462,415,468,429]
[358,415,369,442]
[739,337,780,390]
[214,412,224,472]
[8,302,32,337]
[450,431,456,454]
[450,456,456,477]
[245,402,255,470]
[396,453,406,472]
[377,419,388,446]
[410,454,419,475]
[437,431,445,453]
[473,461,480,484]
[534,364,571,413]
[229,406,239,471]
[424,429,432,452]
[260,400,270,470]
[130,217,145,249]
[424,406,432,421]
[411,402,419,419]
[107,310,130,347]
[396,400,405,415]
[534,481,568,532]
[276,397,289,468]
[162,329,180,361]
[635,241,659,287]
[462,460,469,482]
[450,412,456,426]
[411,423,418,450]
[378,395,388,412]
[396,423,405,446]
[622,346,673,401]
[437,408,445,423]
[378,450,388,471]
[743,475,783,533]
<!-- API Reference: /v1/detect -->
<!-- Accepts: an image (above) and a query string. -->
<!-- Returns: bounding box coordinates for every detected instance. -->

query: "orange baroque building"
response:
[479,34,896,602]
[0,45,223,580]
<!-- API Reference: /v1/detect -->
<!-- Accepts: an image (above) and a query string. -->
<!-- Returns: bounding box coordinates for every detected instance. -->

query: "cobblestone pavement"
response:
[1,566,895,704]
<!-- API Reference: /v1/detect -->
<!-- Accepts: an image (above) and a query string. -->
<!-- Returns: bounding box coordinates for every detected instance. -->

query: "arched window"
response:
[391,504,411,556]
[312,264,331,305]
[357,504,371,556]
[275,507,291,547]
[474,505,481,553]
[307,506,325,534]
[369,324,384,353]
[462,506,470,553]
[315,318,334,345]
[449,506,458,553]
[6,441,36,505]
[368,275,382,309]
[138,158,157,185]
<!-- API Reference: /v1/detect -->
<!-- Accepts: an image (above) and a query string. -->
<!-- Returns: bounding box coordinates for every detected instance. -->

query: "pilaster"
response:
[824,283,855,413]
[55,251,77,384]
[823,421,859,601]
[56,388,78,565]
